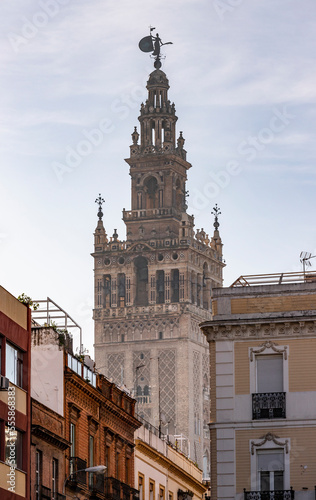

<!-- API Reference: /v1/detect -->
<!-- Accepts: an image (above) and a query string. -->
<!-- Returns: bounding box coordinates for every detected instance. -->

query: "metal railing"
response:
[105,477,140,500]
[41,486,52,499]
[69,457,87,486]
[231,271,316,287]
[252,392,286,419]
[244,489,294,500]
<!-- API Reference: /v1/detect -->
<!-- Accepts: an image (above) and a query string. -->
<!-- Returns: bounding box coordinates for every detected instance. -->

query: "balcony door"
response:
[258,450,284,491]
[257,355,283,393]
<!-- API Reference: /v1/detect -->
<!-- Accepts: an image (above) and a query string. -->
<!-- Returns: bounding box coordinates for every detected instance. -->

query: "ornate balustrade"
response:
[252,392,286,419]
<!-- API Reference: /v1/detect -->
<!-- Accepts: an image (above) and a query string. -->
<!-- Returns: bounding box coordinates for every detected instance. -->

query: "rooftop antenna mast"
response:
[139,27,173,69]
[300,251,316,274]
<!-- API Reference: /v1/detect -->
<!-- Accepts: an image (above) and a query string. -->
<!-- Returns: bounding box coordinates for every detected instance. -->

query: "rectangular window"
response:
[257,450,284,491]
[179,273,185,301]
[104,275,111,307]
[111,277,117,307]
[52,458,58,500]
[5,426,23,470]
[6,343,23,387]
[138,474,144,500]
[169,493,173,500]
[97,278,102,307]
[159,485,165,500]
[70,423,76,458]
[171,269,179,302]
[116,450,120,479]
[257,355,283,393]
[156,271,165,304]
[118,273,126,307]
[35,450,42,500]
[149,480,155,500]
[89,435,94,488]
[126,277,131,305]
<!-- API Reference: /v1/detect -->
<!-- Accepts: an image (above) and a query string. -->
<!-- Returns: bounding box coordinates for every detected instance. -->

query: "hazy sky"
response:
[1,0,316,355]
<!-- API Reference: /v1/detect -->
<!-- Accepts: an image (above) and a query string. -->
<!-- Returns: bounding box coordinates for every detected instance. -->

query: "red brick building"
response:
[31,304,141,500]
[0,286,31,500]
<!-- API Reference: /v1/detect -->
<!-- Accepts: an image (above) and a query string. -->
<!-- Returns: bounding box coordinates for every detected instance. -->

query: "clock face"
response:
[149,106,154,113]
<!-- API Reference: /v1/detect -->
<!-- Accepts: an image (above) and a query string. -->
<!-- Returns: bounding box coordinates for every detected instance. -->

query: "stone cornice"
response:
[65,370,141,431]
[135,439,206,495]
[201,317,316,341]
[32,425,70,450]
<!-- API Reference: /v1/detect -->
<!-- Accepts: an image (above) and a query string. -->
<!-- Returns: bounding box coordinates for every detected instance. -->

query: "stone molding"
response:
[251,432,289,455]
[202,319,316,341]
[250,341,288,361]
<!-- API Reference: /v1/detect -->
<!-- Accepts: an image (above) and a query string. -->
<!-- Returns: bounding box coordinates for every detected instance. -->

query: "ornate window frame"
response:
[249,433,290,490]
[249,341,289,394]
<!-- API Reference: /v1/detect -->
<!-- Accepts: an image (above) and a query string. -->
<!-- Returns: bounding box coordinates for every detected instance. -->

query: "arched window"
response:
[104,275,111,308]
[156,270,165,304]
[118,273,126,307]
[134,256,148,306]
[137,191,143,210]
[144,176,158,209]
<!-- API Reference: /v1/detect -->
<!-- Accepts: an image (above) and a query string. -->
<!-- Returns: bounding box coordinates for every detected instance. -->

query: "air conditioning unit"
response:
[0,376,9,391]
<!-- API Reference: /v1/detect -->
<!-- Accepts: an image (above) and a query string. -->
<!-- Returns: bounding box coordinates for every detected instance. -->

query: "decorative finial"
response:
[95,193,105,220]
[211,204,221,231]
[139,27,173,69]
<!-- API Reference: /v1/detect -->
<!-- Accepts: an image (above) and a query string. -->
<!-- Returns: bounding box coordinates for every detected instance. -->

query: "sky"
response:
[1,0,316,355]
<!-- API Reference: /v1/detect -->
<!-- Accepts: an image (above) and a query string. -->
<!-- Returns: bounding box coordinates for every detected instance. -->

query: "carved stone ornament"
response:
[251,432,289,455]
[250,341,287,362]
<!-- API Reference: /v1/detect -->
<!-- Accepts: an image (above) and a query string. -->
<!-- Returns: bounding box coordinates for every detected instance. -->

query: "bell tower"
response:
[124,68,192,244]
[92,43,225,475]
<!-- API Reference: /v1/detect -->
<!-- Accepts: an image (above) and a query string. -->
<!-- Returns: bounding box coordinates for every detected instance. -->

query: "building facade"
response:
[0,286,31,500]
[31,302,141,500]
[135,420,207,500]
[200,272,316,500]
[92,66,224,473]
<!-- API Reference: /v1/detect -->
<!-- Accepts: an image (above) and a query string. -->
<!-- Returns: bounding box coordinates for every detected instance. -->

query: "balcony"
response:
[56,494,66,500]
[105,477,139,500]
[42,486,52,499]
[244,489,294,500]
[252,393,286,419]
[68,457,87,487]
[89,473,105,497]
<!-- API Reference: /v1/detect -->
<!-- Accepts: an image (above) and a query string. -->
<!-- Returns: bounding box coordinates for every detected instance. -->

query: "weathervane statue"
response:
[139,27,173,69]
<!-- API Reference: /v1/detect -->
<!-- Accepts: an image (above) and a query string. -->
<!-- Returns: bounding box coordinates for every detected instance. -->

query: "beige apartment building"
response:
[135,419,207,500]
[200,272,316,500]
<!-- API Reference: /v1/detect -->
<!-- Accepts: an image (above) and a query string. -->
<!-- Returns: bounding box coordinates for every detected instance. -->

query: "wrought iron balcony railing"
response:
[89,472,105,494]
[104,477,140,500]
[56,494,66,500]
[69,457,87,486]
[252,392,286,419]
[41,486,52,499]
[244,488,294,500]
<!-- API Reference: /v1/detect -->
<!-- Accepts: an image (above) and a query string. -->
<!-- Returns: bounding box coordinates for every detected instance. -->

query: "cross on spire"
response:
[95,194,105,220]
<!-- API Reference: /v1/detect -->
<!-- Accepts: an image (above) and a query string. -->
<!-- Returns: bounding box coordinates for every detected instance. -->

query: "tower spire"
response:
[210,204,223,256]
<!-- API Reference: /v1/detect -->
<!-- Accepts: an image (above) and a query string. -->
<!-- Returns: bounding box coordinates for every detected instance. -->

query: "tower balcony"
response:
[94,301,212,322]
[123,207,182,221]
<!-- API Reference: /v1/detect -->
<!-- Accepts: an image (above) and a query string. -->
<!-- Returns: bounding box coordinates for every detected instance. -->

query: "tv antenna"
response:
[300,251,316,274]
